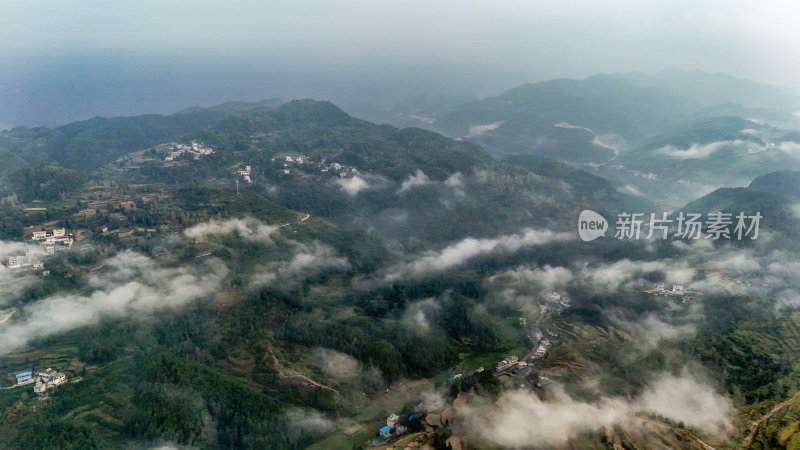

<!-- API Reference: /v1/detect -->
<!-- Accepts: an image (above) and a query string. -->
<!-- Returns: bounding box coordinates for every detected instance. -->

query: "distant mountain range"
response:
[684,169,800,241]
[352,69,800,207]
[0,99,650,244]
[5,68,799,210]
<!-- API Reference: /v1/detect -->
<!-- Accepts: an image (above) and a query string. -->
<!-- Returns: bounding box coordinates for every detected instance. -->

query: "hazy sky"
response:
[1,0,799,125]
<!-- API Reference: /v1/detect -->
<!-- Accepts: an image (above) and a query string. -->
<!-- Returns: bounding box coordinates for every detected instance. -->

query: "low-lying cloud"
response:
[184,217,279,243]
[385,228,571,281]
[491,264,573,290]
[581,258,695,292]
[336,175,369,196]
[251,242,349,287]
[460,370,732,447]
[0,240,45,257]
[608,313,697,352]
[0,251,226,355]
[398,169,432,193]
[312,347,362,381]
[401,297,442,332]
[0,241,44,307]
[778,140,800,157]
[467,121,504,137]
[285,408,335,440]
[639,371,733,436]
[657,140,752,159]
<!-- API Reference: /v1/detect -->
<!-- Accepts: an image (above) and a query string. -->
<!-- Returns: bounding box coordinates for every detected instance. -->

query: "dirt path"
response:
[740,391,800,448]
[279,212,312,228]
[266,343,339,395]
[640,416,717,450]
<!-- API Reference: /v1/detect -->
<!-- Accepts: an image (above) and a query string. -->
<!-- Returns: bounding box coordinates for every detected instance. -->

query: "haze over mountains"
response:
[1,80,800,449]
[5,65,800,207]
[3,1,800,449]
[0,54,520,129]
[354,69,800,207]
[1,94,799,449]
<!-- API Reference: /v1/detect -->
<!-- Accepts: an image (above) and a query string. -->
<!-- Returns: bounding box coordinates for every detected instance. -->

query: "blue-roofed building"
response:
[379,425,392,437]
[15,371,34,385]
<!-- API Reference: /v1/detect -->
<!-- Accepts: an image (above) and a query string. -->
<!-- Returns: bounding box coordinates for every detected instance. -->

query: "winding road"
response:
[740,391,800,449]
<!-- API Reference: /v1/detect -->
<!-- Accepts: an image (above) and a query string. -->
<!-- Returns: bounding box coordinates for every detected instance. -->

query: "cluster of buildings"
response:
[654,283,684,295]
[631,170,658,180]
[5,251,44,270]
[527,324,552,360]
[531,339,551,360]
[546,290,571,307]
[512,361,534,377]
[13,368,67,394]
[32,227,73,253]
[495,354,541,378]
[2,228,75,271]
[495,355,519,373]
[604,163,659,182]
[274,154,359,178]
[648,283,701,300]
[164,142,214,161]
[276,155,306,175]
[237,165,253,183]
[377,413,407,439]
[325,161,359,178]
[34,368,68,394]
[540,290,571,313]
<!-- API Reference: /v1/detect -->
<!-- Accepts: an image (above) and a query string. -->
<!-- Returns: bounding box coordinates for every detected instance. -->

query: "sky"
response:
[1,0,799,125]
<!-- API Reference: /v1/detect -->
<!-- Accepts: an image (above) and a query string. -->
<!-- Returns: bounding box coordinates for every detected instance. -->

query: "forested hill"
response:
[196,99,651,242]
[0,98,649,243]
[0,98,283,172]
[207,99,494,180]
[684,170,800,244]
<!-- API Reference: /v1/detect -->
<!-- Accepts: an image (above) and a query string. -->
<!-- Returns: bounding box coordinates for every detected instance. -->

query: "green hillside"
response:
[684,171,800,243]
[750,171,800,199]
[0,147,28,182]
[0,98,797,450]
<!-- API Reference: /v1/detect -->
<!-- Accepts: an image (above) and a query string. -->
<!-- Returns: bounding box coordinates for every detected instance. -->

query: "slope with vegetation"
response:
[0,99,797,450]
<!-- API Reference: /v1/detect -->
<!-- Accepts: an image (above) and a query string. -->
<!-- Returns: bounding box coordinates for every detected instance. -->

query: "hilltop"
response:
[0,98,796,450]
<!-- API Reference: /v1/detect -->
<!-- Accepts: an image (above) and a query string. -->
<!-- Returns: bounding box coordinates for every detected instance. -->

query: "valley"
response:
[0,94,799,449]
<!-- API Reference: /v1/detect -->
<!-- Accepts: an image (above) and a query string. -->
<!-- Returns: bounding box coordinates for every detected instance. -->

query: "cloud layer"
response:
[657,140,751,159]
[0,251,226,355]
[0,240,45,307]
[461,370,732,447]
[398,170,432,193]
[184,217,279,243]
[251,242,350,287]
[336,176,370,196]
[385,228,571,281]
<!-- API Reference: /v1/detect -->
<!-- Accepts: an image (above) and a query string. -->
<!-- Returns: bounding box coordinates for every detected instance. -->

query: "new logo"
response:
[578,210,608,241]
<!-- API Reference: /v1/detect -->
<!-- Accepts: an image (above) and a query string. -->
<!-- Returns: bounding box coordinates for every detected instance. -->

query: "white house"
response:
[7,251,42,270]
